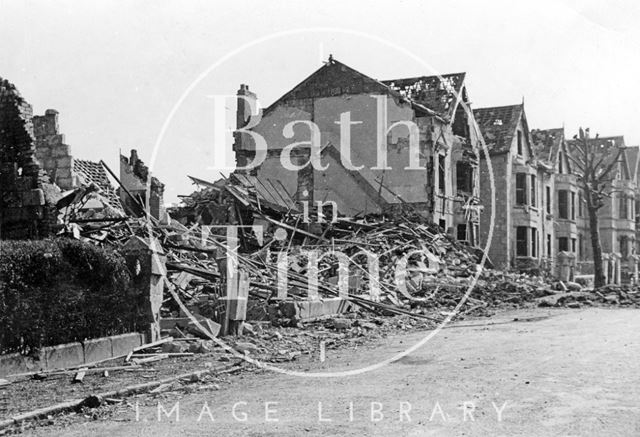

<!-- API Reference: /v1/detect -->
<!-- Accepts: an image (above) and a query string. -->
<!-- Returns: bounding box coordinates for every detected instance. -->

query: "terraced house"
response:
[531,127,580,277]
[566,135,637,284]
[474,103,553,272]
[233,57,483,245]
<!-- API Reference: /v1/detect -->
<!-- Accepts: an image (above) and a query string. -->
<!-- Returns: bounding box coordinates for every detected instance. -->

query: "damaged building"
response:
[0,76,170,240]
[474,103,554,272]
[0,78,59,239]
[232,57,482,245]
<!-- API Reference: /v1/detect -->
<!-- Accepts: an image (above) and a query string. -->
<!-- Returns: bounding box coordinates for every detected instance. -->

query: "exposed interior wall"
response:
[120,149,167,221]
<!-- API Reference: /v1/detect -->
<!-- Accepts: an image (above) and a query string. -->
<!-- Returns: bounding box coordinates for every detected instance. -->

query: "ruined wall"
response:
[0,78,58,239]
[33,109,77,190]
[120,149,167,221]
[237,92,438,218]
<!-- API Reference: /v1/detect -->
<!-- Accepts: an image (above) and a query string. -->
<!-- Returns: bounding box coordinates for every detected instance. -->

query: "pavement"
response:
[21,308,640,436]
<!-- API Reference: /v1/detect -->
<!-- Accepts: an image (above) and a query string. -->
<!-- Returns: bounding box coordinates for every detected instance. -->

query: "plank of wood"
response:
[131,352,194,357]
[131,354,169,364]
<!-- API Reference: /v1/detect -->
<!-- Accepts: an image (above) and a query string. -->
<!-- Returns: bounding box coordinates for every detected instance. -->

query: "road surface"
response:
[24,308,640,436]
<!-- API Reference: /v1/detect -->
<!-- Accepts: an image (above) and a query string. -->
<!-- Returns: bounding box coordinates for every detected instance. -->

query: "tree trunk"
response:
[587,203,605,288]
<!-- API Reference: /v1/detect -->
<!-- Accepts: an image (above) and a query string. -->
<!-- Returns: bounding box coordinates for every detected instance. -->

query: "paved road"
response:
[26,308,640,436]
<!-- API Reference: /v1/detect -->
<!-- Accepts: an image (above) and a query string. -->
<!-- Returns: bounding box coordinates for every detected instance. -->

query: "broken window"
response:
[546,186,551,214]
[452,105,468,137]
[571,191,576,220]
[516,173,527,205]
[547,234,552,257]
[530,174,536,207]
[439,219,446,231]
[558,190,568,219]
[558,237,569,252]
[457,224,467,241]
[516,226,528,256]
[531,228,537,257]
[456,162,473,194]
[438,154,446,193]
[517,131,523,156]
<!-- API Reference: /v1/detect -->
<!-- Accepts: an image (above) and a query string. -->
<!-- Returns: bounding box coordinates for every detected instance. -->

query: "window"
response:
[547,234,552,257]
[578,192,583,217]
[558,190,568,219]
[530,175,536,207]
[516,173,527,205]
[439,219,446,231]
[438,154,446,193]
[457,224,467,241]
[619,194,628,219]
[558,237,569,252]
[571,192,576,220]
[517,131,523,156]
[456,162,473,194]
[516,227,528,256]
[531,228,537,257]
[620,236,629,259]
[571,238,576,253]
[578,234,583,259]
[546,186,551,214]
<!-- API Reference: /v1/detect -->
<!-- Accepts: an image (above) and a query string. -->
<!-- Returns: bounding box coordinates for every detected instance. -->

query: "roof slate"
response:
[73,159,123,210]
[472,104,524,154]
[531,127,564,165]
[381,73,466,119]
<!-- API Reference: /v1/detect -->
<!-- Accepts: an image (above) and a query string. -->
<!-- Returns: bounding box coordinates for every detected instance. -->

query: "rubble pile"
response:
[55,171,640,338]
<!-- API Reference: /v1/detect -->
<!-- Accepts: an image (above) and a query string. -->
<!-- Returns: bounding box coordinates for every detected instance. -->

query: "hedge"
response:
[0,238,147,354]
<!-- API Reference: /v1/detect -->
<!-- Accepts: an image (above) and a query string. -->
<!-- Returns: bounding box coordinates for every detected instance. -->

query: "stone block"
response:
[0,351,46,377]
[35,145,52,157]
[83,337,113,364]
[52,144,71,157]
[110,332,144,357]
[47,134,65,146]
[55,176,74,189]
[43,342,84,371]
[55,167,72,179]
[55,156,73,168]
[21,189,45,206]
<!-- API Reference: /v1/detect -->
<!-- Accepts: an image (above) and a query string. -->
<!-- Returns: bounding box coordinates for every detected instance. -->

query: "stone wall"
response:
[0,78,59,239]
[33,109,78,190]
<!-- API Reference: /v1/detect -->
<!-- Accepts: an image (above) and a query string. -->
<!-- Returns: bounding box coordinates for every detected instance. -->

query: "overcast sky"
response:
[2,0,640,203]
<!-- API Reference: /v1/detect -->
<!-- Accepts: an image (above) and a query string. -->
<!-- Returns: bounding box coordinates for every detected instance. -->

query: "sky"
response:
[2,0,640,204]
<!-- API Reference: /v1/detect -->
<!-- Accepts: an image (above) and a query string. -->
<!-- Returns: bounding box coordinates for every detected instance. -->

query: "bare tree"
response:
[567,128,624,288]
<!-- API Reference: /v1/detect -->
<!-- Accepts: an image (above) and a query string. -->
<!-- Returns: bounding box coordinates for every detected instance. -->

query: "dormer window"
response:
[517,131,523,156]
